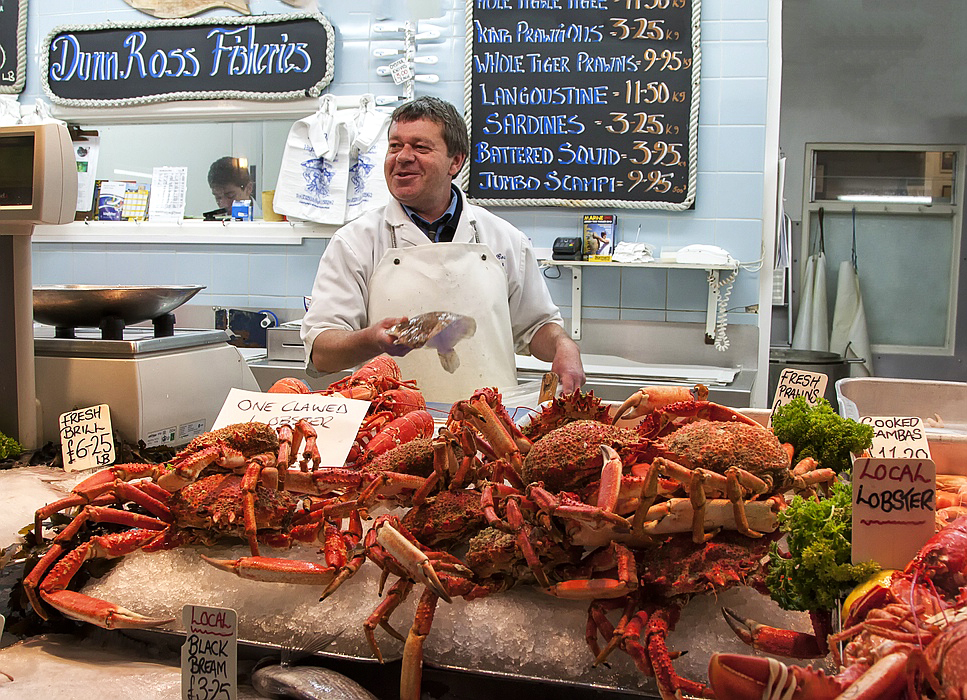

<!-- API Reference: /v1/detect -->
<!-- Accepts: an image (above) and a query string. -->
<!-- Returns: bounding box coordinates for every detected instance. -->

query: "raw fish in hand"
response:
[388,311,477,373]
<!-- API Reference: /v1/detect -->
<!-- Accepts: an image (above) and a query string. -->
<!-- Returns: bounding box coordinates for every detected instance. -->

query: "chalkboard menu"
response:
[464,0,700,210]
[0,0,27,93]
[42,13,334,107]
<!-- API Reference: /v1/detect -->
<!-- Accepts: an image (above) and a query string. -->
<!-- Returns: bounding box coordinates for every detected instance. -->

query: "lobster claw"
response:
[708,653,843,700]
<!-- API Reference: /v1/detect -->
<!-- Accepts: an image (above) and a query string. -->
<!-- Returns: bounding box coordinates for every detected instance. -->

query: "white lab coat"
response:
[301,190,564,377]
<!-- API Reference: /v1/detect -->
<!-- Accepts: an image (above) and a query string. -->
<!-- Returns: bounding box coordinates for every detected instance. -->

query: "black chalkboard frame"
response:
[0,0,28,94]
[462,0,701,211]
[41,12,335,108]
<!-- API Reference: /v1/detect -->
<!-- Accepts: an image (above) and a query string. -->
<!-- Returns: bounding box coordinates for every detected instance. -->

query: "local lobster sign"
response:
[41,12,334,107]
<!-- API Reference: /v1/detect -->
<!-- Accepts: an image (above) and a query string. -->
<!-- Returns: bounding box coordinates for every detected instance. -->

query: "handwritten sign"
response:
[42,13,334,107]
[212,388,369,467]
[862,416,932,461]
[465,0,700,208]
[59,404,116,472]
[768,367,827,427]
[851,456,935,570]
[182,604,237,700]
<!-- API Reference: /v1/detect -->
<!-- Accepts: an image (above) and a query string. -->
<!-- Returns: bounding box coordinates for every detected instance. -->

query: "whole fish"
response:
[388,311,477,373]
[250,631,377,700]
[122,0,251,19]
[251,664,377,700]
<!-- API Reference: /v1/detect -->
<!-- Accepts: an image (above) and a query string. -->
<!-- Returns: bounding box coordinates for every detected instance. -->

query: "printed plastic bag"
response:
[345,94,392,222]
[273,95,352,224]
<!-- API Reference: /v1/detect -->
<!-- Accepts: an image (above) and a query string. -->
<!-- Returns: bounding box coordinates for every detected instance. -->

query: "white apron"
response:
[368,235,518,404]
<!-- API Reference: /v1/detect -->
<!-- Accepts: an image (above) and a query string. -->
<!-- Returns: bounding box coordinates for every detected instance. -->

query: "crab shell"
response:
[662,420,791,488]
[361,437,437,477]
[401,489,488,549]
[521,420,642,492]
[167,472,296,534]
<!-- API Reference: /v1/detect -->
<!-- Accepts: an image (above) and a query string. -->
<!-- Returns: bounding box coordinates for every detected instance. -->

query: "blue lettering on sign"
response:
[48,24,310,83]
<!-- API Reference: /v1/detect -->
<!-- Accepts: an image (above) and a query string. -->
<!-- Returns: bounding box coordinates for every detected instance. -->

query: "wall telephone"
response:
[676,244,735,266]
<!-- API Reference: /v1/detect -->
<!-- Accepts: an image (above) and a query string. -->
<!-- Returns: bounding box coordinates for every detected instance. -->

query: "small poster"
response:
[74,136,100,212]
[148,166,188,222]
[583,214,617,262]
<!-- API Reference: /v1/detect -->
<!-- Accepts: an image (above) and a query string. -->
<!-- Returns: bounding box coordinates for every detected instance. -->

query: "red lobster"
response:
[708,515,967,698]
[268,355,432,466]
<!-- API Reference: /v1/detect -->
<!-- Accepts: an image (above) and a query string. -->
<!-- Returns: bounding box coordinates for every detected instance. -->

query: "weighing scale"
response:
[0,122,76,450]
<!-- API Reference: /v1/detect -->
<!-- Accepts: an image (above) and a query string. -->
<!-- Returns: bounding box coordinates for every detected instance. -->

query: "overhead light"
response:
[836,194,932,204]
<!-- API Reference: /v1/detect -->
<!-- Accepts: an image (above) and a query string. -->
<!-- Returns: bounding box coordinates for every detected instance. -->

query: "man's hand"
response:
[310,316,411,372]
[528,323,585,395]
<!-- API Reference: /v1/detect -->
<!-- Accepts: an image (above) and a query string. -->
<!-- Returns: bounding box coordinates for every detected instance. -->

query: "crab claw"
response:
[708,653,843,700]
[42,590,175,630]
[376,523,452,603]
[200,554,337,585]
[722,607,826,658]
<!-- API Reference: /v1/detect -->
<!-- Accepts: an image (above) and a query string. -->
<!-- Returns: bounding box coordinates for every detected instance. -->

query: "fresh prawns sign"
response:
[42,13,334,106]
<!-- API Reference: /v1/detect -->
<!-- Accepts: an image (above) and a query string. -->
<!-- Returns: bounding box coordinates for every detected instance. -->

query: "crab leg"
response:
[38,530,174,629]
[401,587,440,700]
[364,578,414,662]
[200,555,339,584]
[545,543,638,600]
[725,467,763,539]
[636,497,780,536]
[721,607,828,658]
[611,384,708,424]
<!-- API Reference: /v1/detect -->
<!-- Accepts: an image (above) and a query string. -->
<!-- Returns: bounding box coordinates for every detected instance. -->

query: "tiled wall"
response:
[28,0,770,326]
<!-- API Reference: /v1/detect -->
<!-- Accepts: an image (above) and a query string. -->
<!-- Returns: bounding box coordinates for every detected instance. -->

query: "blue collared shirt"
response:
[401,184,461,242]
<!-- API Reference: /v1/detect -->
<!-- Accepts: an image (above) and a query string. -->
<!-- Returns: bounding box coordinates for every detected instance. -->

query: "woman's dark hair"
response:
[390,97,469,159]
[207,156,253,188]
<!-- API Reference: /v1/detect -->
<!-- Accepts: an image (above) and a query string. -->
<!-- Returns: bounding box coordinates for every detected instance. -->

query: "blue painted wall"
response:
[27,0,770,327]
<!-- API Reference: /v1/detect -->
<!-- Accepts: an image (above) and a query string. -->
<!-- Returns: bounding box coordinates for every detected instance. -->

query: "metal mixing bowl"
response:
[33,284,205,328]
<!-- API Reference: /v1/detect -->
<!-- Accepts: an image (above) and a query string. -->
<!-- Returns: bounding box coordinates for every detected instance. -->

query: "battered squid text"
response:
[234,398,349,429]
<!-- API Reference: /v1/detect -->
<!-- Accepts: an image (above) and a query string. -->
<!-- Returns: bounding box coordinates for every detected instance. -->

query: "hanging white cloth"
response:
[829,209,873,376]
[791,208,829,351]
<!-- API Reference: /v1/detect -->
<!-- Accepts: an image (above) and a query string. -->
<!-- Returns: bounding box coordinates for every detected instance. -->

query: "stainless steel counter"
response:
[247,355,755,408]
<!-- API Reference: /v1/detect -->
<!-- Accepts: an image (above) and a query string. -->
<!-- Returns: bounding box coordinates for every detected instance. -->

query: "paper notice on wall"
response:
[74,137,100,212]
[148,166,188,222]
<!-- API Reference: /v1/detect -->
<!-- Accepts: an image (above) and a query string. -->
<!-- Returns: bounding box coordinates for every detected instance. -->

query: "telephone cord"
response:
[709,268,737,351]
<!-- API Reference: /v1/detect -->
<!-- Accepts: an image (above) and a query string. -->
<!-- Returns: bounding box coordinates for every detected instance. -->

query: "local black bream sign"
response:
[42,13,334,106]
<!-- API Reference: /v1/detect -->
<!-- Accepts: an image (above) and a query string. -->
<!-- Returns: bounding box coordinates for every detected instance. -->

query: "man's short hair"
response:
[208,156,252,188]
[391,97,470,159]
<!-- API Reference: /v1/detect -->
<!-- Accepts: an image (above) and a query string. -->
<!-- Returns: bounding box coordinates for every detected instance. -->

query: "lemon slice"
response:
[842,569,896,618]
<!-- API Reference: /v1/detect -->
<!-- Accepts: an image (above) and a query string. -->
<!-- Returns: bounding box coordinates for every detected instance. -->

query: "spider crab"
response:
[24,421,366,629]
[709,515,967,699]
[460,386,832,547]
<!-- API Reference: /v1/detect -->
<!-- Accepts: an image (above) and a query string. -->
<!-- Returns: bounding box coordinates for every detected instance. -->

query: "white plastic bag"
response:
[20,99,64,125]
[273,95,352,224]
[345,94,392,222]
